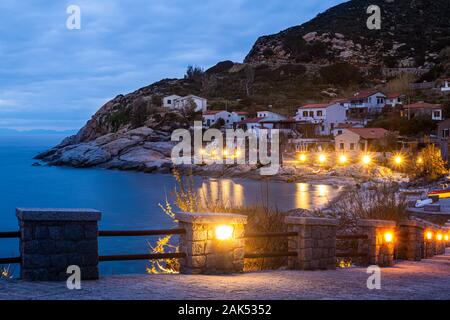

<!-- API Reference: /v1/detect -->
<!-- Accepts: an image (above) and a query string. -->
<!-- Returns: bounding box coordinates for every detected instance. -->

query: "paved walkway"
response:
[1,249,449,300]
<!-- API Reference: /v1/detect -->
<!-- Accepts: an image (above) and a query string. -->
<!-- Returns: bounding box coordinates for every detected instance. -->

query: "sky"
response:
[0,0,345,130]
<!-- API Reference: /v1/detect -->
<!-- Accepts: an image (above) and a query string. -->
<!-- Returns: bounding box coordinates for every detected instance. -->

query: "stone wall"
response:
[397,220,424,261]
[176,212,247,275]
[358,220,396,267]
[286,217,337,270]
[17,208,101,281]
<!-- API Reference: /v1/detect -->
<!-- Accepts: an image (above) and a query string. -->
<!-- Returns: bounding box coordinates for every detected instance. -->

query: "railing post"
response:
[357,220,396,267]
[397,220,425,261]
[16,208,101,281]
[175,212,247,274]
[285,217,338,270]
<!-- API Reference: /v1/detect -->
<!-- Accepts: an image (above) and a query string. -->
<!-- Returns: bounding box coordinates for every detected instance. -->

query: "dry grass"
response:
[148,168,288,273]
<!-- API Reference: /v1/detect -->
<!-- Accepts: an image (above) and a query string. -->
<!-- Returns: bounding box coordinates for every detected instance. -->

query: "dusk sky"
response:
[0,0,345,130]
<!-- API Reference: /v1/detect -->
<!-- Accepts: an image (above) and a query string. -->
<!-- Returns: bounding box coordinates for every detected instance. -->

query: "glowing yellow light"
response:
[215,225,233,240]
[200,148,206,155]
[394,155,403,165]
[339,154,348,164]
[417,157,423,164]
[445,234,449,241]
[361,155,371,165]
[222,149,228,156]
[298,154,307,162]
[384,232,394,243]
[426,231,433,240]
[318,154,326,163]
[235,150,241,158]
[436,233,443,241]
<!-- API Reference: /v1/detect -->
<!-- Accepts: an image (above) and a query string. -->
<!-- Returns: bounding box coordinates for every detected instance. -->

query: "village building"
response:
[163,94,207,112]
[401,101,443,121]
[202,111,249,128]
[295,102,347,136]
[385,93,406,107]
[334,128,388,153]
[437,119,450,161]
[437,78,450,93]
[256,111,287,121]
[347,90,386,115]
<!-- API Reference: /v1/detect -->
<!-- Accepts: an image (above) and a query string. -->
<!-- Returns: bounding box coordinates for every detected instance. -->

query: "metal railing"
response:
[0,231,20,265]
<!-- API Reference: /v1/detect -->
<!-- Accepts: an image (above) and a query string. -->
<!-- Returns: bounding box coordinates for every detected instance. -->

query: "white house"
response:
[202,111,249,128]
[163,94,207,112]
[385,93,406,107]
[438,78,450,92]
[202,110,231,128]
[295,102,347,136]
[348,90,386,114]
[256,111,287,121]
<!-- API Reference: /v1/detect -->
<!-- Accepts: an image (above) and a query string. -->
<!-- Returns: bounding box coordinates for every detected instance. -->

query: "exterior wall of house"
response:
[257,111,286,121]
[162,95,182,108]
[441,80,450,92]
[230,112,247,124]
[334,131,368,153]
[296,104,346,136]
[202,111,232,127]
[406,108,443,121]
[349,92,386,113]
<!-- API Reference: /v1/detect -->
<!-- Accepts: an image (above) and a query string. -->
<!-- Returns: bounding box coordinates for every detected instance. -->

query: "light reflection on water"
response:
[197,178,339,211]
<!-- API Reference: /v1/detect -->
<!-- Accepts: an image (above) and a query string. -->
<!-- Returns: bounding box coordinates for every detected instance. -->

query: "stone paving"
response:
[1,249,449,300]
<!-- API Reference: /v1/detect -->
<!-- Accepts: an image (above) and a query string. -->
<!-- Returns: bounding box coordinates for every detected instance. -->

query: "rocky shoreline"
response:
[35,126,410,188]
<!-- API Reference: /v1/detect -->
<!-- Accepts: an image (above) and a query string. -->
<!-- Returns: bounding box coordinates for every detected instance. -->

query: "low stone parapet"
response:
[16,208,101,281]
[176,212,247,275]
[285,216,338,270]
[397,220,425,261]
[357,219,396,267]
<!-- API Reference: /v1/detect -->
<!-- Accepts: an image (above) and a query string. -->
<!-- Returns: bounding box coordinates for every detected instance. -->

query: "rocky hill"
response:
[36,0,450,172]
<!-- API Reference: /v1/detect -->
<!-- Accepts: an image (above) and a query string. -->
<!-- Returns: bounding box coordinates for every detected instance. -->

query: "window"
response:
[359,143,365,151]
[443,129,450,138]
[167,99,172,104]
[317,110,323,117]
[321,126,325,132]
[434,111,441,118]
[340,143,344,150]
[241,117,244,121]
[337,130,342,135]
[309,111,314,117]
[303,111,308,117]
[350,143,355,150]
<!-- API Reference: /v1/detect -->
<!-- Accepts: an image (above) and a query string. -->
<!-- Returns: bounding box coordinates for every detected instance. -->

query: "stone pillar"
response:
[358,220,396,267]
[285,217,338,270]
[436,228,446,255]
[176,212,247,274]
[397,220,424,261]
[17,208,101,281]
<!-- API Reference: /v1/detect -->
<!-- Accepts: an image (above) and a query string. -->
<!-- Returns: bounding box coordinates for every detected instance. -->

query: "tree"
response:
[414,144,448,180]
[244,64,255,96]
[185,65,204,82]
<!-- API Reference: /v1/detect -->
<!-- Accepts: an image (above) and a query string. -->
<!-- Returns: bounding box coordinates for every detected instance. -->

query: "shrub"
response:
[413,144,448,180]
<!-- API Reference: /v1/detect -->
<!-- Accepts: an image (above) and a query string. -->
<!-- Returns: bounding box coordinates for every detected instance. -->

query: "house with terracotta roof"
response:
[202,110,250,128]
[348,90,386,115]
[401,101,443,121]
[385,93,406,107]
[295,102,347,135]
[334,128,389,153]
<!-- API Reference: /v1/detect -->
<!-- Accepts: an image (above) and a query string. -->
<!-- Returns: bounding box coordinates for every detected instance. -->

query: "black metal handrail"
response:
[0,257,21,264]
[99,252,186,262]
[0,231,20,239]
[244,231,297,239]
[99,228,185,237]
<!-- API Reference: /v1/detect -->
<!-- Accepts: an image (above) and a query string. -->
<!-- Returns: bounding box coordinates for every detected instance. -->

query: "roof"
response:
[351,90,385,100]
[335,123,353,129]
[238,117,264,124]
[202,110,227,116]
[298,103,334,109]
[386,92,403,99]
[184,94,207,101]
[346,128,388,140]
[233,111,249,115]
[403,102,442,110]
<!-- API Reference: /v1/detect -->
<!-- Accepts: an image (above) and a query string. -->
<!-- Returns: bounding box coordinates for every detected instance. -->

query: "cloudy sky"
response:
[0,0,344,130]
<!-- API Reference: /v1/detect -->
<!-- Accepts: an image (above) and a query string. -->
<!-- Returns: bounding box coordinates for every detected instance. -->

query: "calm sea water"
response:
[0,135,341,275]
